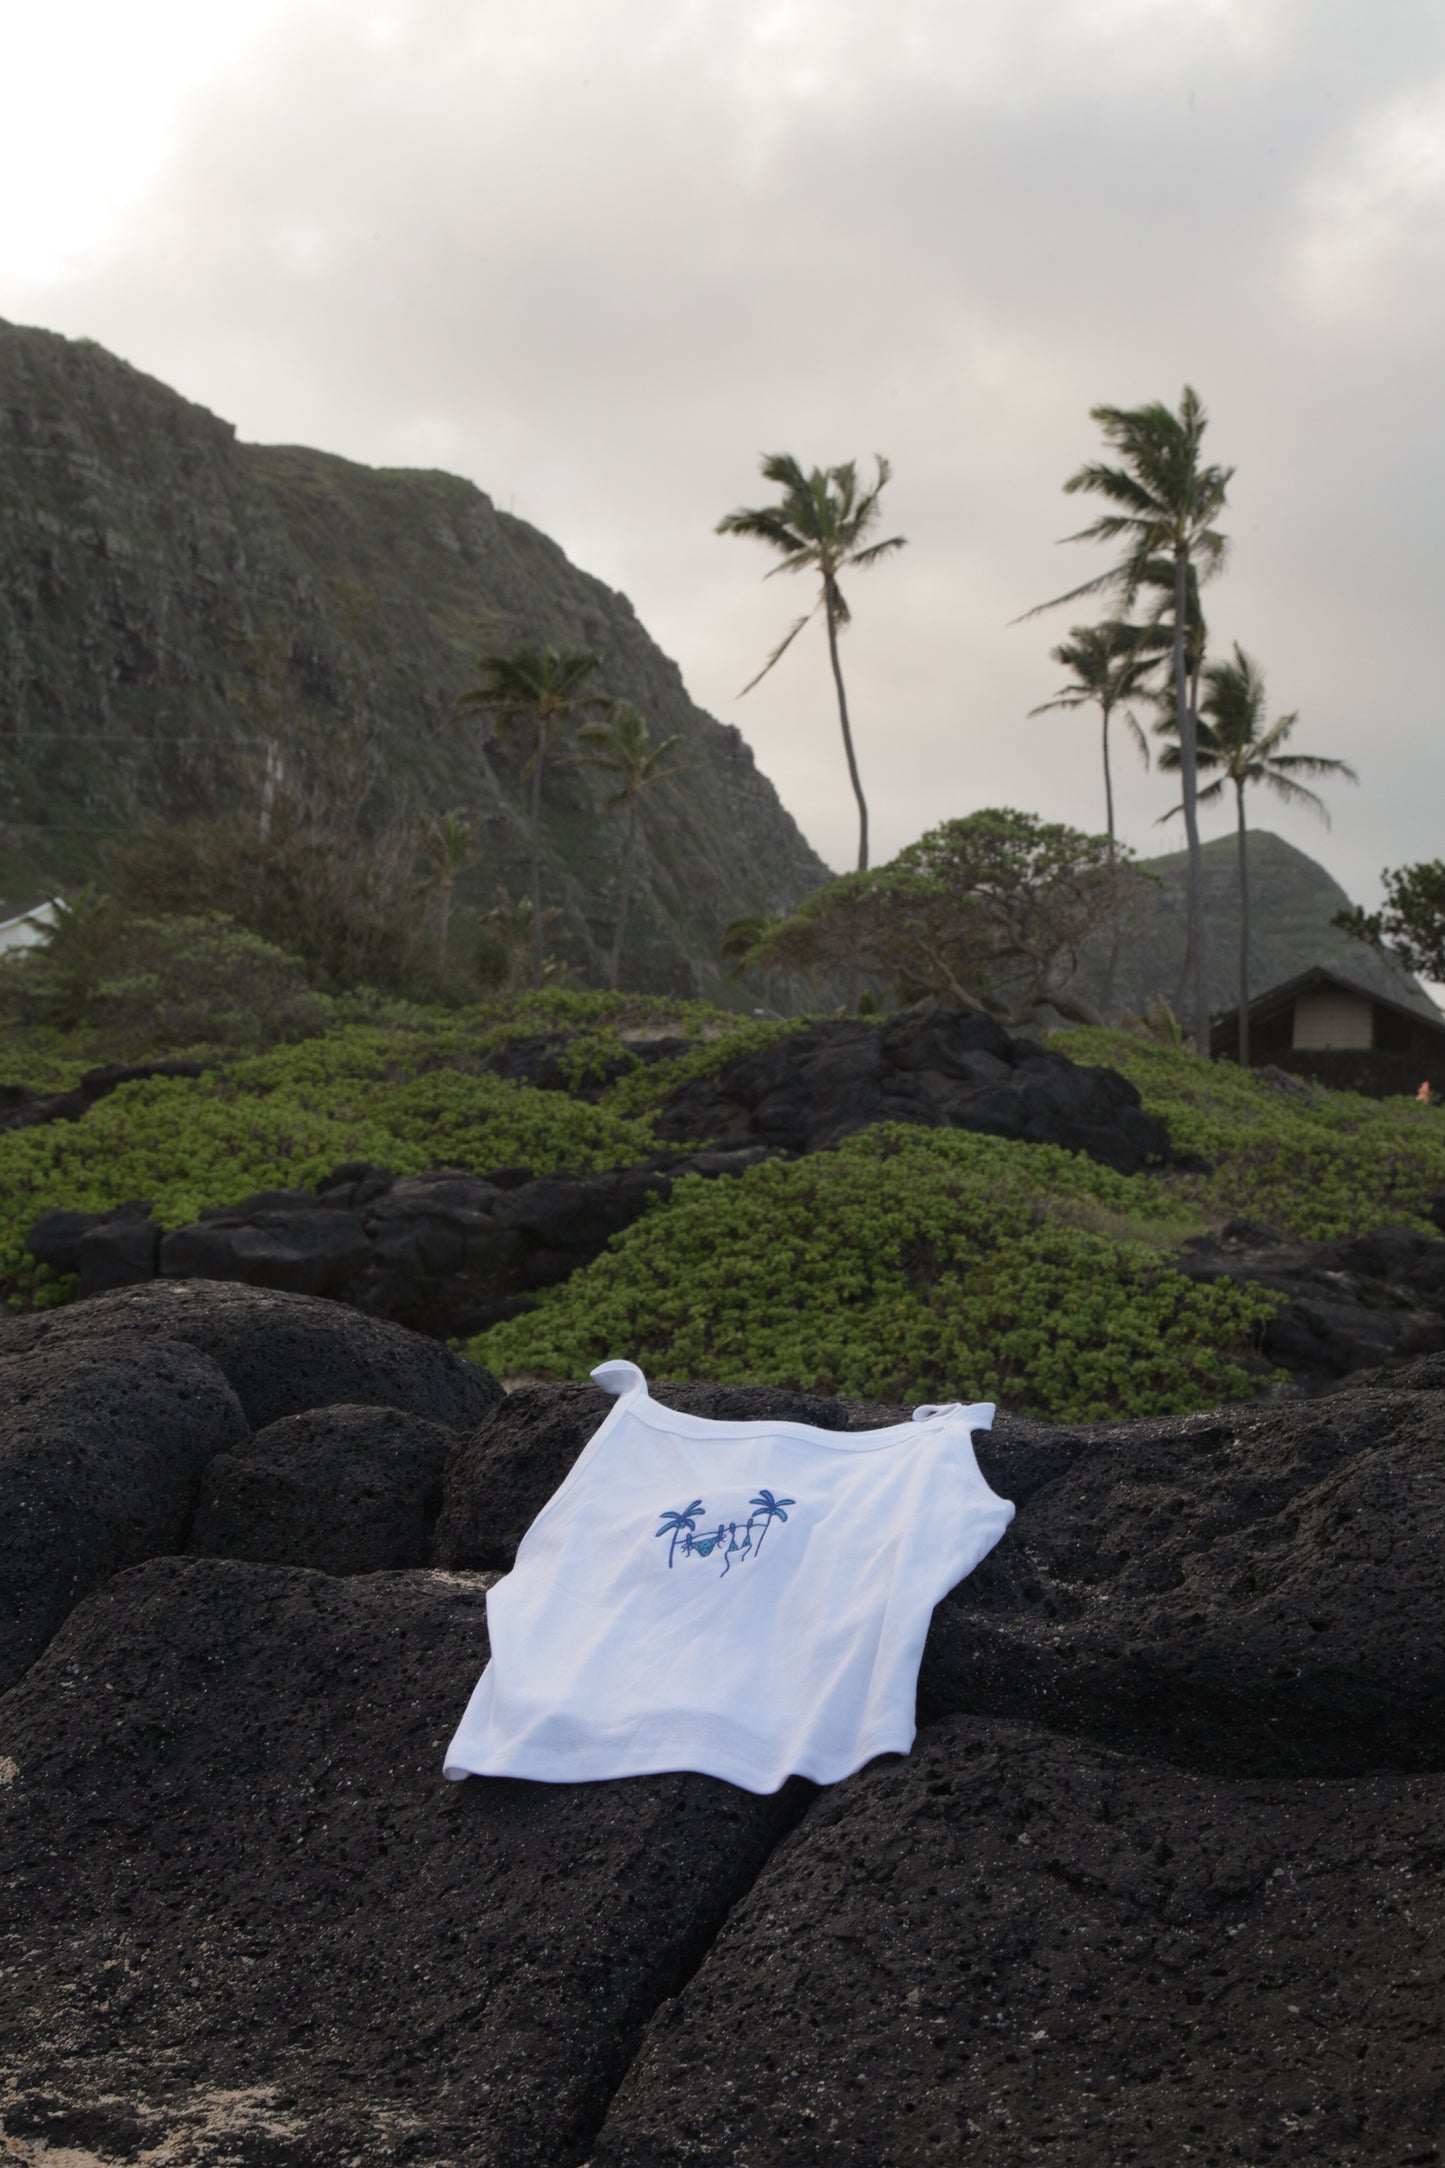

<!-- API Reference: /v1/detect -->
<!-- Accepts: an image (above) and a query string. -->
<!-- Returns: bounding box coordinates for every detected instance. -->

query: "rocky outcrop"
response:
[1177,1217,1445,1391]
[1,1277,501,1430]
[0,318,830,997]
[28,1148,768,1336]
[654,1008,1174,1174]
[0,1335,247,1692]
[592,1715,1445,2167]
[3,1285,1443,2162]
[190,1404,459,1574]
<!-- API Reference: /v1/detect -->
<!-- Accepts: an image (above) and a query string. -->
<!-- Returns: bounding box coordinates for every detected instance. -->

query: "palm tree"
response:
[1025,389,1232,1055]
[655,1500,705,1568]
[717,454,906,872]
[453,645,603,987]
[747,1490,795,1557]
[1028,622,1155,862]
[1159,644,1357,1066]
[574,702,686,989]
[415,809,477,973]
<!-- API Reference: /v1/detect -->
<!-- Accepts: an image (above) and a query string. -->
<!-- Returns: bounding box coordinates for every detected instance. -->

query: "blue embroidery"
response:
[655,1490,796,1577]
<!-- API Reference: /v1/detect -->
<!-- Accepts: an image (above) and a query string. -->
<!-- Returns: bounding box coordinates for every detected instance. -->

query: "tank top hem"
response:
[442,1723,916,1795]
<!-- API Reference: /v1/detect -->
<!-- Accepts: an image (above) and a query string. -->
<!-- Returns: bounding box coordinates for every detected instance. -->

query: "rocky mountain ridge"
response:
[0,317,830,996]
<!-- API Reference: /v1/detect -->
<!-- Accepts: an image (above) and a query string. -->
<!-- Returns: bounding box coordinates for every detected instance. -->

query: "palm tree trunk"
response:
[610,798,638,991]
[1174,547,1209,1057]
[1100,701,1116,863]
[438,878,452,974]
[1235,779,1251,1068]
[823,578,869,873]
[529,731,545,991]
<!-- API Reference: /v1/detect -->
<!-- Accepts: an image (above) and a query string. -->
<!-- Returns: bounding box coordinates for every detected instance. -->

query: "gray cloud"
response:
[7,0,1443,917]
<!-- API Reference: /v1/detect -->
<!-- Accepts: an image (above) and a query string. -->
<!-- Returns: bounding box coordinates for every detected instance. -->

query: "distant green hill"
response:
[0,319,830,998]
[1082,830,1439,1024]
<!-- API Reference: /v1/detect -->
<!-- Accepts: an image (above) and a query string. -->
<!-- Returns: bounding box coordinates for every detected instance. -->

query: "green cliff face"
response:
[0,318,829,996]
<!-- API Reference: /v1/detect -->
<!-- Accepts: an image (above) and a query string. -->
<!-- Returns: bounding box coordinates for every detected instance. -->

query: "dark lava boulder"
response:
[1,1277,502,1431]
[918,1386,1445,1779]
[591,1715,1445,2168]
[1178,1219,1445,1391]
[433,1378,908,1571]
[190,1403,457,1574]
[653,1009,1172,1174]
[0,1338,247,1693]
[0,1557,807,2168]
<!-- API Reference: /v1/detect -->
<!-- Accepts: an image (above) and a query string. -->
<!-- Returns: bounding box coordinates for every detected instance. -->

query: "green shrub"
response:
[1057,1029,1445,1239]
[468,1127,1277,1421]
[0,909,329,1053]
[0,1054,662,1308]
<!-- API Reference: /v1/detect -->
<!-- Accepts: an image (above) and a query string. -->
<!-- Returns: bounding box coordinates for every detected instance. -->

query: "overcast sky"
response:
[2,0,1441,920]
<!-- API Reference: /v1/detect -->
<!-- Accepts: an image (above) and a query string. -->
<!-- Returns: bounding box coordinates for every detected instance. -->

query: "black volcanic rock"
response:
[0,1338,246,1693]
[654,1010,1172,1174]
[0,1558,808,2167]
[190,1404,457,1574]
[1179,1221,1445,1390]
[917,1388,1445,1780]
[0,1277,501,1431]
[590,1716,1445,2168]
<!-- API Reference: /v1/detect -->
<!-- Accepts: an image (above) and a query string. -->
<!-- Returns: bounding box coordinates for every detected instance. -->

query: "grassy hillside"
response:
[3,994,1442,1420]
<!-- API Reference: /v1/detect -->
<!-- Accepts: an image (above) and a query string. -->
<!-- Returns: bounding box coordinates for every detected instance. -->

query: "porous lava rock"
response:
[0,1558,808,2167]
[0,1337,246,1693]
[653,1009,1173,1175]
[589,1715,1445,2168]
[28,1148,769,1336]
[1178,1219,1445,1391]
[917,1387,1445,1780]
[433,1378,908,1572]
[1,1277,502,1431]
[190,1404,458,1574]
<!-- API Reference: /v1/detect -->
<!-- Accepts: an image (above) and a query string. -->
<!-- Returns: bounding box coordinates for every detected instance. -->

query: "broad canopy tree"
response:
[734,808,1151,1028]
[1335,861,1445,986]
[717,452,906,873]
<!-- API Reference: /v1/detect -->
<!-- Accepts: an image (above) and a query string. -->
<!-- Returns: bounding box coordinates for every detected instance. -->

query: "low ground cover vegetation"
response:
[1,989,1441,1419]
[467,1127,1274,1420]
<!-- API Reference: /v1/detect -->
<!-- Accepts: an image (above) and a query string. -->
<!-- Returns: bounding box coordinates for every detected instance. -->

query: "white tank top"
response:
[443,1359,1014,1794]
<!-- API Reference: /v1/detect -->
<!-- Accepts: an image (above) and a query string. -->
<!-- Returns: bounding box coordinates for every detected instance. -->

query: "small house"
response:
[1212,965,1445,1096]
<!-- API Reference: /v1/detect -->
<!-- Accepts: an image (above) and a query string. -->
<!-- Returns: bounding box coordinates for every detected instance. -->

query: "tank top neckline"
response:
[591,1360,995,1456]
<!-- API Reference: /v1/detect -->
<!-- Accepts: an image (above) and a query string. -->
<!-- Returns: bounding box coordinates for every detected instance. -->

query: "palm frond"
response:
[737,608,816,696]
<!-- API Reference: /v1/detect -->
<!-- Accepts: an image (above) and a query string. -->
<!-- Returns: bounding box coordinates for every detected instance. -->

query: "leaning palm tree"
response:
[1022,389,1232,1055]
[574,702,686,989]
[717,454,906,872]
[1028,621,1156,862]
[1159,644,1357,1066]
[414,809,478,973]
[453,645,603,988]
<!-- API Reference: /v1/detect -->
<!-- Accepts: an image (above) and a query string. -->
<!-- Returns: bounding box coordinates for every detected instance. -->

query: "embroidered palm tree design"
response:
[657,1492,799,1577]
[654,1500,704,1568]
[748,1491,795,1557]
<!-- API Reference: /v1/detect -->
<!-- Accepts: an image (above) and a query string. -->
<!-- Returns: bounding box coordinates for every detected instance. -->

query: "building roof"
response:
[1213,962,1445,1042]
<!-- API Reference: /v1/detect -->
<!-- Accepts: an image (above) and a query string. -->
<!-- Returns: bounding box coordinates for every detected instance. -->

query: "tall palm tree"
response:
[415,808,477,973]
[1028,621,1155,862]
[453,645,603,988]
[1025,389,1232,1055]
[717,454,906,872]
[1159,644,1357,1066]
[574,702,686,989]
